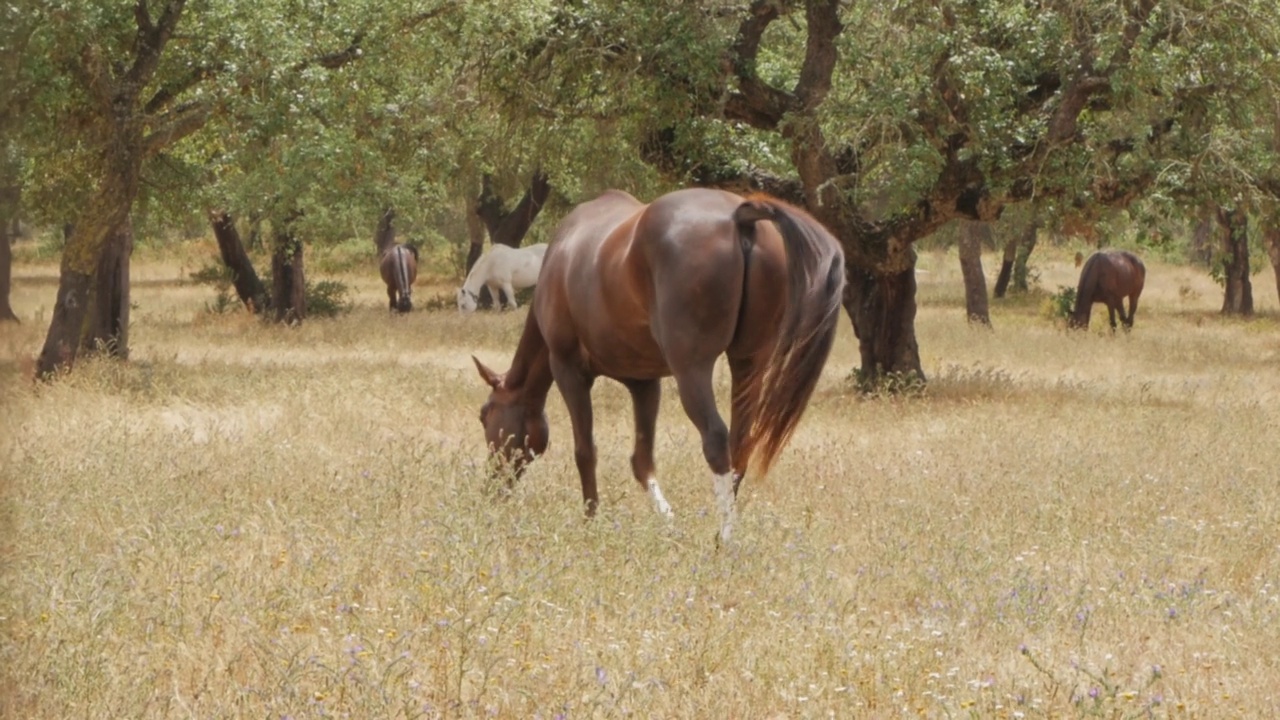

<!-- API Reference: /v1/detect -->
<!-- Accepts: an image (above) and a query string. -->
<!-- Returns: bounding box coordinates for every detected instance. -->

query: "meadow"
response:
[3,239,1280,718]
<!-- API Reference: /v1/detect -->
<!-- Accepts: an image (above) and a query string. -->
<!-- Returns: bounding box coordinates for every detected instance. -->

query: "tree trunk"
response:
[1012,220,1038,294]
[82,217,132,358]
[373,207,395,256]
[992,233,1017,299]
[0,208,16,323]
[1263,226,1280,308]
[475,169,551,249]
[37,157,140,377]
[1217,206,1253,316]
[469,169,552,308]
[843,254,925,386]
[271,225,306,324]
[958,220,991,325]
[209,210,269,313]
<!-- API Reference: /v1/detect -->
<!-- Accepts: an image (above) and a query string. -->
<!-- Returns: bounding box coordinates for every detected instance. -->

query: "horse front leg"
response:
[549,357,600,516]
[501,281,519,310]
[623,378,671,517]
[1107,304,1119,331]
[672,364,736,542]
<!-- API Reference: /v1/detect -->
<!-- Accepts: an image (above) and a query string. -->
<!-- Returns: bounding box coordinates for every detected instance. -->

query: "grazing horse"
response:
[1069,250,1146,330]
[380,243,419,313]
[471,188,845,541]
[457,243,548,312]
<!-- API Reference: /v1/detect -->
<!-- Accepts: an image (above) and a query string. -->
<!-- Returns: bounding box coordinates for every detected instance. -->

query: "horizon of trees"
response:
[3,0,1279,381]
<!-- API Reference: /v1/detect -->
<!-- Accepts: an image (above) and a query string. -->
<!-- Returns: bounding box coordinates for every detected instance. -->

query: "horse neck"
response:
[504,308,553,412]
[462,254,491,294]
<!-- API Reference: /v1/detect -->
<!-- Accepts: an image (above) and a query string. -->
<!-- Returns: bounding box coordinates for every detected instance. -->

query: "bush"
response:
[1042,285,1076,322]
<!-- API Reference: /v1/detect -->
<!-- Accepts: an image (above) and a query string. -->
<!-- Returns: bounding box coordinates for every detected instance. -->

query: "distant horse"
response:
[471,188,845,541]
[457,243,548,312]
[380,244,419,313]
[1069,250,1145,330]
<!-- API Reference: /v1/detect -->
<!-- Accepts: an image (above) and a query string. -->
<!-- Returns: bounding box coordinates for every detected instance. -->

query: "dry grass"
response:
[3,243,1280,718]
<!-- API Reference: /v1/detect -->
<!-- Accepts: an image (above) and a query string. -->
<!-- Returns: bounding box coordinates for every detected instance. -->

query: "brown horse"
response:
[379,244,418,313]
[1069,250,1145,330]
[472,188,845,541]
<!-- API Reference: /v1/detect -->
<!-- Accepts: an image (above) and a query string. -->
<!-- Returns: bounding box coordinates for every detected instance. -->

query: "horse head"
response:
[457,288,479,312]
[472,356,548,481]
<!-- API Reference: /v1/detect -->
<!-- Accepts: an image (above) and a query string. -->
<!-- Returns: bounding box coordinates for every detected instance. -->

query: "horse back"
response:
[536,188,785,378]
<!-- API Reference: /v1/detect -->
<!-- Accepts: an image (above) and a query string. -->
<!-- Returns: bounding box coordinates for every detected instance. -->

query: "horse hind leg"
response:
[1124,294,1139,329]
[672,363,736,541]
[624,378,671,517]
[502,281,519,310]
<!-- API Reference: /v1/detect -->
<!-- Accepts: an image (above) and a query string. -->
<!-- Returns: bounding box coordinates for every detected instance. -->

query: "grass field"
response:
[3,240,1280,718]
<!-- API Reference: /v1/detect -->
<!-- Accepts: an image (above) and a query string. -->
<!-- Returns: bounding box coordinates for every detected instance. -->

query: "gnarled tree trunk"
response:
[842,255,924,384]
[209,210,269,313]
[468,169,551,308]
[958,220,991,325]
[1217,206,1253,316]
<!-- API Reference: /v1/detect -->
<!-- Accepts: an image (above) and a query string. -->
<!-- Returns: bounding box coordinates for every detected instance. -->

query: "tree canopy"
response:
[7,0,1280,377]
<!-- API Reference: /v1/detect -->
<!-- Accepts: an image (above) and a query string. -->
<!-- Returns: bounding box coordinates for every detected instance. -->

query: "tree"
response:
[1216,206,1253,315]
[957,220,991,325]
[477,0,1280,383]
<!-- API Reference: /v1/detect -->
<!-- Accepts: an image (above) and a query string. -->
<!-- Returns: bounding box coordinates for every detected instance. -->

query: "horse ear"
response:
[472,355,503,389]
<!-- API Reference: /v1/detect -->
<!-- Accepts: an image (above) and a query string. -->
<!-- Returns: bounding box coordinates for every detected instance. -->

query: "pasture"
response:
[3,242,1280,717]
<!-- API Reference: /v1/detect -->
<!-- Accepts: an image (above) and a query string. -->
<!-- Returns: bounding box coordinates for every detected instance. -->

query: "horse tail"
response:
[732,195,846,473]
[394,245,413,312]
[1072,252,1103,326]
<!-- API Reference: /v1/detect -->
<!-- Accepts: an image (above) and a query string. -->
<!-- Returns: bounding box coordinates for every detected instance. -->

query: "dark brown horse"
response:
[380,244,418,313]
[472,188,845,541]
[1069,250,1145,330]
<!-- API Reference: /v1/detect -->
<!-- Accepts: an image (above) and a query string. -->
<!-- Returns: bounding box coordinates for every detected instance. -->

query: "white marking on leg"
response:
[647,476,673,518]
[713,471,737,542]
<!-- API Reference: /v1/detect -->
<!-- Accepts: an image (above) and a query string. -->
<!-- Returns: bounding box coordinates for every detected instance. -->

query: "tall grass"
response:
[3,246,1280,717]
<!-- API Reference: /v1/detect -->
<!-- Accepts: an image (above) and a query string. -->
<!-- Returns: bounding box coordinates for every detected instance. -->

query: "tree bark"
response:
[1217,206,1253,315]
[82,217,132,358]
[0,197,17,323]
[958,220,991,325]
[271,224,306,324]
[209,210,269,313]
[373,207,395,255]
[843,257,924,385]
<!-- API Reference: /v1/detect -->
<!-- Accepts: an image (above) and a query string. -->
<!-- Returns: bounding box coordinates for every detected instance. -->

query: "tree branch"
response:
[143,99,210,156]
[122,0,187,99]
[795,0,841,110]
[723,0,795,130]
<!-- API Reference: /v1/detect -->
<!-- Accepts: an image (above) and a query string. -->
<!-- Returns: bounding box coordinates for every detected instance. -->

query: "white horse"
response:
[457,243,548,312]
